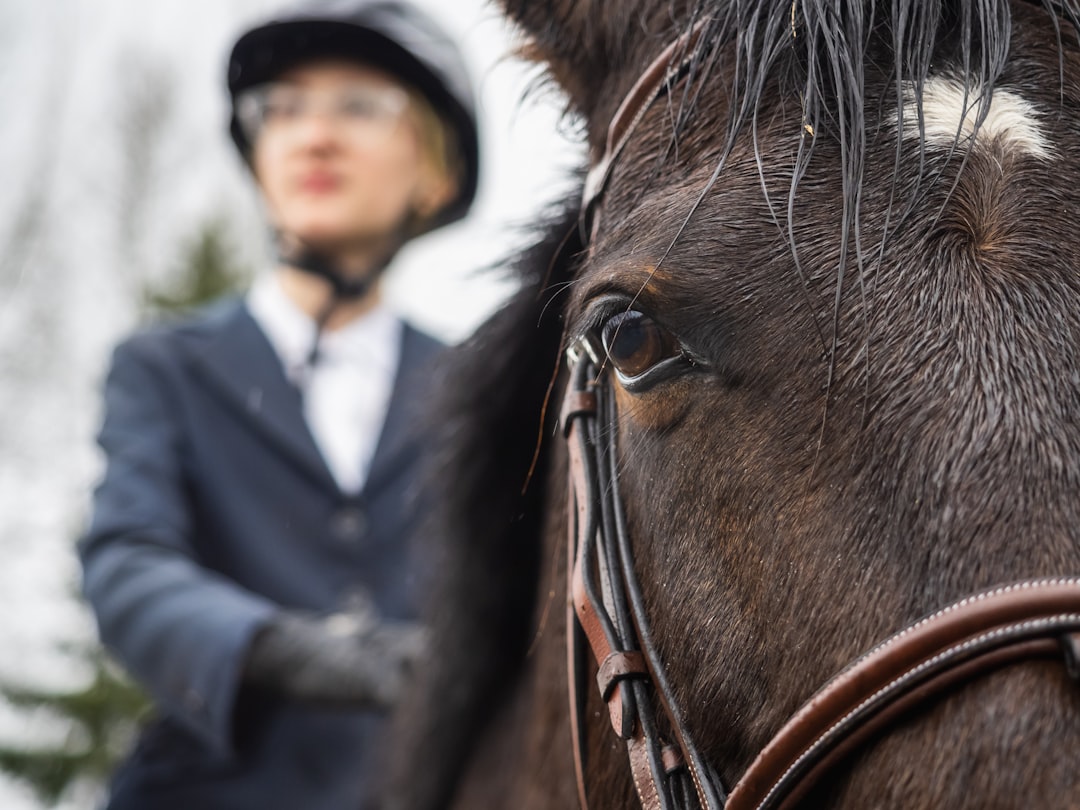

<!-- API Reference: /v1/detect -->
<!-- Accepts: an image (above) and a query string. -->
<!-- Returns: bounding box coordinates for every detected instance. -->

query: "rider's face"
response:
[250,61,449,257]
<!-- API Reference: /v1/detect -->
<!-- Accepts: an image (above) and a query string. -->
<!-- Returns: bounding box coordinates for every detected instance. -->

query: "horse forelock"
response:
[667,0,1073,253]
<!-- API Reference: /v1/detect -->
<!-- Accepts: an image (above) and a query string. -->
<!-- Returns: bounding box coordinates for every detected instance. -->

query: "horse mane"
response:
[381,201,583,809]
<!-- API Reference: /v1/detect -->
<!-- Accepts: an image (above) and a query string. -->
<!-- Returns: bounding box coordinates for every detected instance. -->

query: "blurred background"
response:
[0,0,582,806]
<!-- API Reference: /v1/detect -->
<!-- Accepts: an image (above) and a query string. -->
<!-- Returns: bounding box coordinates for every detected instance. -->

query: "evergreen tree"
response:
[145,217,253,313]
[0,653,149,804]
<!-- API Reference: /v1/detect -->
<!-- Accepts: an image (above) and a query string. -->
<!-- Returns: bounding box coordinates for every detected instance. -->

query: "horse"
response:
[382,0,1080,807]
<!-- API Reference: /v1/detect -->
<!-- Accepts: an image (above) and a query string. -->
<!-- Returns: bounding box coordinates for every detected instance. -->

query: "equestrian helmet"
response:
[226,0,479,230]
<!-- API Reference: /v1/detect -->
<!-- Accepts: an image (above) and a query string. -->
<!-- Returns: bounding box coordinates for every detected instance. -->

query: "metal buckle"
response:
[566,333,603,369]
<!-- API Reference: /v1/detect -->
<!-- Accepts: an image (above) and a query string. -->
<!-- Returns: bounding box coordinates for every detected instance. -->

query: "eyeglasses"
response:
[236,82,410,146]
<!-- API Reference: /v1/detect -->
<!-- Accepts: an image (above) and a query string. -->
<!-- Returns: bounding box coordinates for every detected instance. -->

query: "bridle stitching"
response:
[838,578,1080,676]
[757,613,1080,810]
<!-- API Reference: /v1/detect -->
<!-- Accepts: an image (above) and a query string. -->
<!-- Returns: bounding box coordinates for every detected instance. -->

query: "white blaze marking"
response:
[898,77,1053,160]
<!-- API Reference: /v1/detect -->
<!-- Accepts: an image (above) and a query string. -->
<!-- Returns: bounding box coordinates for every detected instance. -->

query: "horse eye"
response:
[600,310,682,382]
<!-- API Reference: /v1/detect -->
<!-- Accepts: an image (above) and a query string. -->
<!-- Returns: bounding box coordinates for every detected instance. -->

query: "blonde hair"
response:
[404,88,463,229]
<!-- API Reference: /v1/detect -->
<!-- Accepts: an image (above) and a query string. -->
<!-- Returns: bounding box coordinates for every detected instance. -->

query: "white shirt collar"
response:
[246,272,404,493]
[246,272,401,384]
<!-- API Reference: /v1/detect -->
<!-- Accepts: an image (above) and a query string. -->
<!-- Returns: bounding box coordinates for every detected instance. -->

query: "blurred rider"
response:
[78,1,478,808]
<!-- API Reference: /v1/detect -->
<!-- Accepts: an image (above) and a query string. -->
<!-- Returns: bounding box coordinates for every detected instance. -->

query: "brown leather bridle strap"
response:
[725,579,1080,810]
[581,17,710,232]
[563,23,718,808]
[563,359,670,810]
[564,386,598,810]
[563,342,726,810]
[768,637,1067,810]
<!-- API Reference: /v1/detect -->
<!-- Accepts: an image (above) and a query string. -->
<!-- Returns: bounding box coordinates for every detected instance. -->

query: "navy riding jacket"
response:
[79,298,443,810]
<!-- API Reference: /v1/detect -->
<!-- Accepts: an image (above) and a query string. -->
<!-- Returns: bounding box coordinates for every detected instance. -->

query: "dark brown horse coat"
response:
[384,1,1080,807]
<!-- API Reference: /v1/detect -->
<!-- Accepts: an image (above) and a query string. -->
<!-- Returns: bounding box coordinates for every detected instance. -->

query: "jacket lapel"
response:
[364,325,443,495]
[182,301,338,492]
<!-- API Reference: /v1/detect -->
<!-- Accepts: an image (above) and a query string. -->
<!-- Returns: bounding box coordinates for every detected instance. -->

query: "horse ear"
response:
[497,0,694,149]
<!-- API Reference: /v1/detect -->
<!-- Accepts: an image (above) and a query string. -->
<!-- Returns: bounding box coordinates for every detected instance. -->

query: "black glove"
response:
[243,605,428,710]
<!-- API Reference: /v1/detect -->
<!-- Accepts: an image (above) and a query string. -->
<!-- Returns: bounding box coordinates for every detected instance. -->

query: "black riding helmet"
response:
[227,0,480,232]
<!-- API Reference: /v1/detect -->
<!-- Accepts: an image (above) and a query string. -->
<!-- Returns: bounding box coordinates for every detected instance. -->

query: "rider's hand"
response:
[243,604,428,709]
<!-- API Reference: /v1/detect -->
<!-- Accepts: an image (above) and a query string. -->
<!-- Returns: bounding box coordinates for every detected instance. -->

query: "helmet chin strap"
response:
[276,237,398,372]
[273,199,430,372]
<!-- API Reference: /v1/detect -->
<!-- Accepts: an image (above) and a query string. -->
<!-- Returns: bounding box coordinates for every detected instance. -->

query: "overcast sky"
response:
[0,1,582,806]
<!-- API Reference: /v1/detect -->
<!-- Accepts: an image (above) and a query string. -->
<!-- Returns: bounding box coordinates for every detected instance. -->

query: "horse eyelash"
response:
[572,294,638,342]
[574,296,711,383]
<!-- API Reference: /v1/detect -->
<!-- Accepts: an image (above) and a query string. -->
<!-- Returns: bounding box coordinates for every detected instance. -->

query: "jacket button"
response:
[330,506,367,544]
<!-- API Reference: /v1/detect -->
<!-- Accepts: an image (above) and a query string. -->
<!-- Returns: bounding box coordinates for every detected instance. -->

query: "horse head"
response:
[386,2,1080,807]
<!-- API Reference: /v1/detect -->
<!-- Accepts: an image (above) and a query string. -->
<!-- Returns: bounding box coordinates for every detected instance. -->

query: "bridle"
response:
[563,342,1080,809]
[561,20,1080,810]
